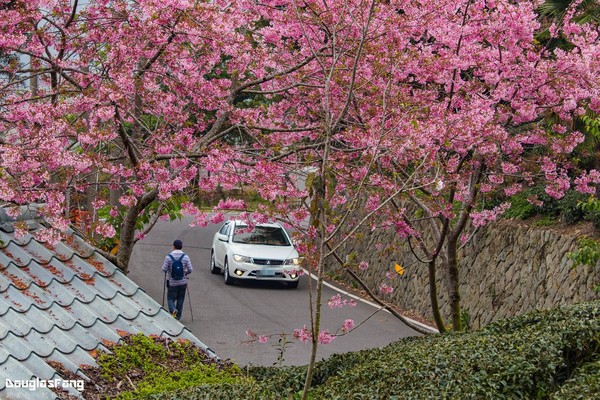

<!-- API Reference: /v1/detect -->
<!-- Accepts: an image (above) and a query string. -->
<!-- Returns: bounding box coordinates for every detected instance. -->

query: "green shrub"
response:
[576,196,600,230]
[586,210,600,230]
[503,191,537,220]
[557,190,588,224]
[549,357,600,400]
[169,302,600,400]
[503,186,597,230]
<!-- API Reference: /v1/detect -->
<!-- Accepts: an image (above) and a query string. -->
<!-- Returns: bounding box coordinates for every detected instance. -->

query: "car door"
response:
[214,221,230,267]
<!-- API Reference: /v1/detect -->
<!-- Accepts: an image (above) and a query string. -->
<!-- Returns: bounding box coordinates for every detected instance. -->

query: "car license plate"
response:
[259,268,277,277]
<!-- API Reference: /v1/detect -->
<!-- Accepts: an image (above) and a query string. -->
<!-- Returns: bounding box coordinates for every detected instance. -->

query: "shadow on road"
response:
[218,278,302,291]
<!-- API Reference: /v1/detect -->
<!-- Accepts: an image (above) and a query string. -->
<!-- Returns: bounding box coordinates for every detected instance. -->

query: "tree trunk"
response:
[428,259,446,332]
[301,239,325,400]
[116,189,158,273]
[116,204,139,273]
[301,172,327,400]
[445,235,462,331]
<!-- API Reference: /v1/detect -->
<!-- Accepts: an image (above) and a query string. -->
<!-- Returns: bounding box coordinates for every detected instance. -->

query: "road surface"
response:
[128,216,424,367]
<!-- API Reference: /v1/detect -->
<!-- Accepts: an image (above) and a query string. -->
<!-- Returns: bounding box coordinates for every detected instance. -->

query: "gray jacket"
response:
[162,250,193,286]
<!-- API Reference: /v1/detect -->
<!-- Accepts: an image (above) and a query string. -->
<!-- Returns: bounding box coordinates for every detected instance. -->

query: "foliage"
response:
[94,194,187,251]
[581,113,600,140]
[578,197,600,230]
[502,191,538,220]
[153,302,600,400]
[549,357,600,400]
[568,237,600,294]
[503,185,600,229]
[1,1,600,395]
[89,333,249,399]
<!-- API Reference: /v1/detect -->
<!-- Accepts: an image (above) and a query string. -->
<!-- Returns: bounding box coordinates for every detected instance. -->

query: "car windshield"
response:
[232,225,290,246]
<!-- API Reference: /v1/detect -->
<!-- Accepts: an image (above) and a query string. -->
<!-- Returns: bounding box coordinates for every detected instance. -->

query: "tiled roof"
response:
[0,209,213,399]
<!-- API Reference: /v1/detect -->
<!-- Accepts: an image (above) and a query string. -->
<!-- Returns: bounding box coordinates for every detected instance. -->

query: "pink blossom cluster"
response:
[292,325,337,345]
[470,203,511,228]
[293,326,312,344]
[327,294,358,309]
[0,0,597,280]
[379,283,394,295]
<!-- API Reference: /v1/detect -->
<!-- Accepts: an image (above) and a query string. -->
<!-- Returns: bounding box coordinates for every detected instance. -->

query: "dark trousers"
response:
[167,284,187,320]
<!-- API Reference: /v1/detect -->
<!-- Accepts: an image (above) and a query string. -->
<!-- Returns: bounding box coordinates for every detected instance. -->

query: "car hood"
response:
[229,243,298,260]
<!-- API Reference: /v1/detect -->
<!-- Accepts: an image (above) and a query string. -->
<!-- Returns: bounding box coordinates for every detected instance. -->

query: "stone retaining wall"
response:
[331,221,600,329]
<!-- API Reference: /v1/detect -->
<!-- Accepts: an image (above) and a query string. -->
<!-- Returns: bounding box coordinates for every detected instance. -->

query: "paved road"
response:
[128,216,422,367]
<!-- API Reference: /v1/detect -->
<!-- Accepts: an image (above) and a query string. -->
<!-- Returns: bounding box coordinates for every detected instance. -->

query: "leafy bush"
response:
[166,302,600,400]
[503,186,597,229]
[550,357,600,400]
[503,191,537,220]
[557,190,588,224]
[579,197,600,230]
[586,210,600,231]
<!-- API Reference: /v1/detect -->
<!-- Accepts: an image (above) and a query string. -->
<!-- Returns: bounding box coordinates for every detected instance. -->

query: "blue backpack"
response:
[168,254,186,280]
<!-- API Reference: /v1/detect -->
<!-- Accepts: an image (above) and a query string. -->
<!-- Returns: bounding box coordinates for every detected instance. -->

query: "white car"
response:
[210,221,301,288]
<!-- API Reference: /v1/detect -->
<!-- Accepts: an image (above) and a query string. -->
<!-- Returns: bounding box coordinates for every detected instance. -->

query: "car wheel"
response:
[223,258,236,285]
[287,280,299,289]
[210,251,220,274]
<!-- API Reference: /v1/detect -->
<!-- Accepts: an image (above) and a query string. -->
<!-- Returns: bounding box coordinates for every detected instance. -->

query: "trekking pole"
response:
[186,281,194,321]
[162,271,167,307]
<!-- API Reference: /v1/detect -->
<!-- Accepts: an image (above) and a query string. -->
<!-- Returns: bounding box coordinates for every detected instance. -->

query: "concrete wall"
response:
[331,221,600,329]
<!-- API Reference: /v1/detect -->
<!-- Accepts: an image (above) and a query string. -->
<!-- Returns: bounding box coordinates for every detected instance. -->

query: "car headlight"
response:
[233,254,253,263]
[283,258,300,265]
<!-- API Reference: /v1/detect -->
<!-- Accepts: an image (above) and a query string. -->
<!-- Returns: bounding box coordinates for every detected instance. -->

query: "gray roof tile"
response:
[1,356,72,399]
[0,214,213,399]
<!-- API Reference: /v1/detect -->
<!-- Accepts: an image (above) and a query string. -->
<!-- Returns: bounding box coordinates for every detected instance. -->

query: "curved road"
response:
[128,216,424,367]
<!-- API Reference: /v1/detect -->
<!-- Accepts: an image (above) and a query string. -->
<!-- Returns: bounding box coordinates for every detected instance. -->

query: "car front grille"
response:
[249,270,285,278]
[253,259,284,266]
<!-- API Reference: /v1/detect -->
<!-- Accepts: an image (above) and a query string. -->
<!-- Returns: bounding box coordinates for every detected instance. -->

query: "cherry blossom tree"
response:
[1,1,599,397]
[234,0,600,339]
[227,1,434,392]
[0,0,319,270]
[391,0,600,331]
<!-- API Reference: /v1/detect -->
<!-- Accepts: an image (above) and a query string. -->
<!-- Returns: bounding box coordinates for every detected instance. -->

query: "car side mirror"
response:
[217,234,228,242]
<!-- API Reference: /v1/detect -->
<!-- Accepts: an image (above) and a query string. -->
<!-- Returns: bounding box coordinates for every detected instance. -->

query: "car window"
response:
[219,222,230,236]
[232,225,290,246]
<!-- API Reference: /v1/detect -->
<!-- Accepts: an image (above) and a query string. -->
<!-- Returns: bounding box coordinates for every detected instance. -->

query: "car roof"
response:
[230,220,282,228]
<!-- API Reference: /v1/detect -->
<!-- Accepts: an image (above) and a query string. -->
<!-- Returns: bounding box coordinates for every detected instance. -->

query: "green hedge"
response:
[550,357,600,400]
[158,302,600,400]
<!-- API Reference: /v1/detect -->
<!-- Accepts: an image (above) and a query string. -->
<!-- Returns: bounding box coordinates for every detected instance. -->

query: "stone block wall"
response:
[331,221,600,329]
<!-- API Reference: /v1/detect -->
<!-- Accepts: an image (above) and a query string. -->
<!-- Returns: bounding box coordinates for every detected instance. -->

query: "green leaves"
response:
[568,237,600,269]
[581,114,600,140]
[165,302,600,400]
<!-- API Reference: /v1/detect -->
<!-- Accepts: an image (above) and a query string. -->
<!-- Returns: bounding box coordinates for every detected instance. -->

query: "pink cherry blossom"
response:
[379,283,394,295]
[293,326,312,344]
[341,319,355,333]
[317,330,336,345]
[258,336,269,344]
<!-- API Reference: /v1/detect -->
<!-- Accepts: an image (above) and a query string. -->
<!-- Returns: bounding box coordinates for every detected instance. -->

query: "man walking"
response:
[162,239,193,320]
